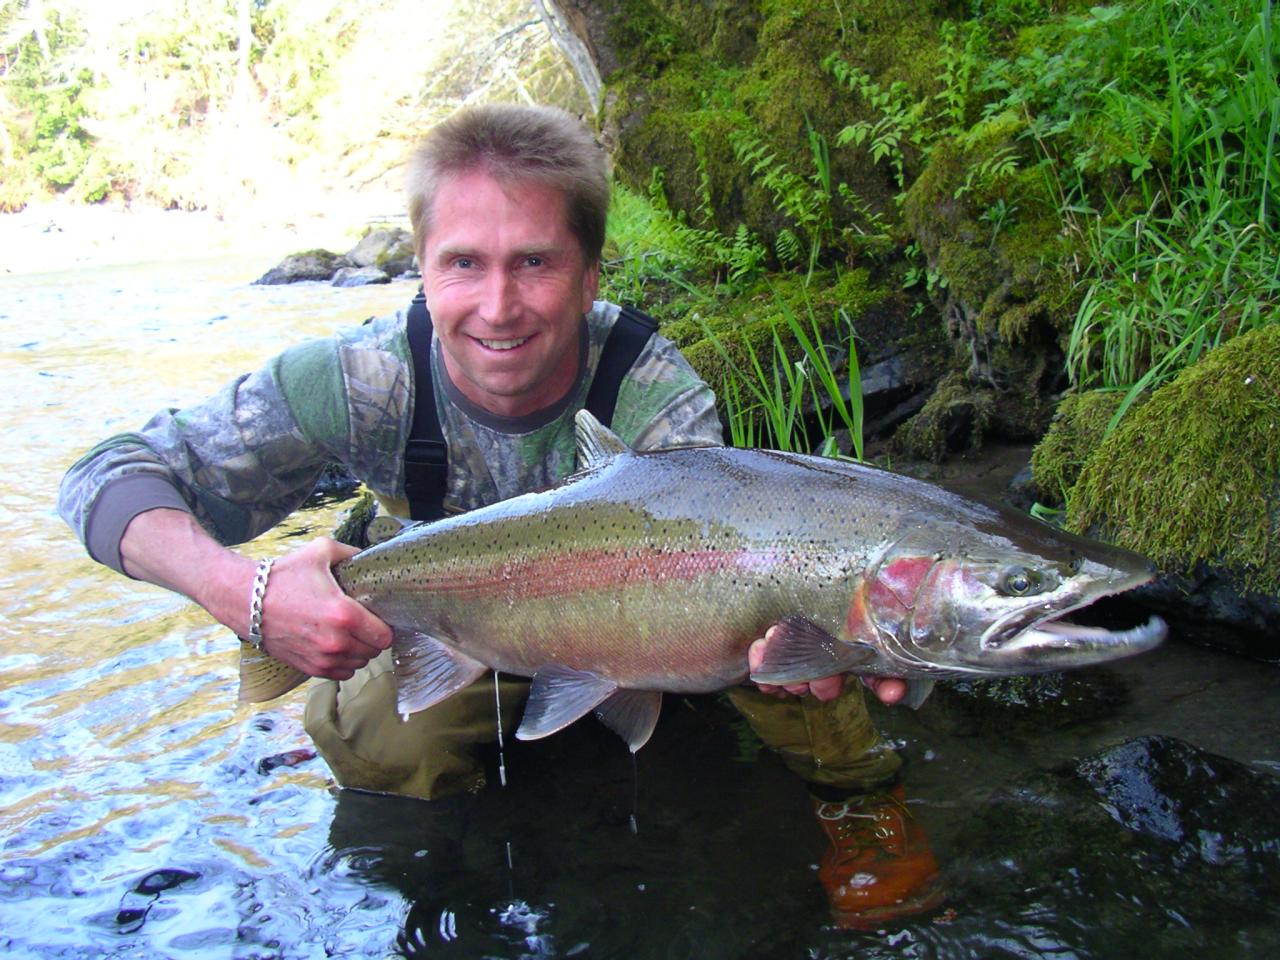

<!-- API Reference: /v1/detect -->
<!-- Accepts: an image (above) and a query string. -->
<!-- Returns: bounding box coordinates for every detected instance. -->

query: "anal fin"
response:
[516,665,617,741]
[594,689,663,753]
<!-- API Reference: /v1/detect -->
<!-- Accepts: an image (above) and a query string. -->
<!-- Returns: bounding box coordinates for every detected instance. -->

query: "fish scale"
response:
[239,410,1166,752]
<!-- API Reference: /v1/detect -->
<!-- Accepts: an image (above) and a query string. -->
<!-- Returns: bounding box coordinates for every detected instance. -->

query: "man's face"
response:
[421,169,599,418]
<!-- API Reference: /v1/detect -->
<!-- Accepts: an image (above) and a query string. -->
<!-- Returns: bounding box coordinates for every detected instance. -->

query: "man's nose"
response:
[477,269,517,324]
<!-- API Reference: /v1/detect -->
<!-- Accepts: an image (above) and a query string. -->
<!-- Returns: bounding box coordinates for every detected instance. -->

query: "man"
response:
[58,103,940,928]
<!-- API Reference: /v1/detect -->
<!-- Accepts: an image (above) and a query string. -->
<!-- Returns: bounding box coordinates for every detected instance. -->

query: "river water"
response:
[2,256,1279,958]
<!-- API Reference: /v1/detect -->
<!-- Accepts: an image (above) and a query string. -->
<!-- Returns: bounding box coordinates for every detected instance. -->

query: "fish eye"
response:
[1000,566,1043,597]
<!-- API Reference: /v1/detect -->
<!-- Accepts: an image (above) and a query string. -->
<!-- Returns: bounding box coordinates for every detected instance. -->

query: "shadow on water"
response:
[324,696,829,959]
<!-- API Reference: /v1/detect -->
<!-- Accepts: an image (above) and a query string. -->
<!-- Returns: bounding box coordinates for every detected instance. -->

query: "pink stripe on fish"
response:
[419,547,787,601]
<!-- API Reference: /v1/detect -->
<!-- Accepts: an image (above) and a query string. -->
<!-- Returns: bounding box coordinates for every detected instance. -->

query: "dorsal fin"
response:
[574,409,631,469]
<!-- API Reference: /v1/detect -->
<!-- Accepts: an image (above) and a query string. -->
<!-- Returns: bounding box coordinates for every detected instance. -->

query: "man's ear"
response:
[581,260,600,312]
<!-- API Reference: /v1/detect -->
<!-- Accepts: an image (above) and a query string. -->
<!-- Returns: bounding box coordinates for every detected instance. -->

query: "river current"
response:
[2,255,1279,958]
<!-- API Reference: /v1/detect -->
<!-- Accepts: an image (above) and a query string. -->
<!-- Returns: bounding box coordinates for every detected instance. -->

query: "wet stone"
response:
[946,735,1280,948]
[134,868,199,896]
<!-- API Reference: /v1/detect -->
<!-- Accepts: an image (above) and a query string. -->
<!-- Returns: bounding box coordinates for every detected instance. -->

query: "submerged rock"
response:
[919,668,1130,738]
[944,735,1280,952]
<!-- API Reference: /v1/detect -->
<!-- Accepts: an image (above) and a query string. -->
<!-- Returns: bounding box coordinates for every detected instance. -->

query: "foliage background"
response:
[0,0,588,216]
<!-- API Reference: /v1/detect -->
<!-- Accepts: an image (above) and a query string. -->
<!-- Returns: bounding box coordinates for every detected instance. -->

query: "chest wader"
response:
[304,294,899,799]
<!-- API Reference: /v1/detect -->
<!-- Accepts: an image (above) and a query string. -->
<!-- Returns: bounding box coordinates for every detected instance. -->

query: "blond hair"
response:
[406,103,609,263]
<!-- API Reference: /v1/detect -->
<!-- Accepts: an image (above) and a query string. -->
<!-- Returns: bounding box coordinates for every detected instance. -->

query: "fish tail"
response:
[237,641,310,702]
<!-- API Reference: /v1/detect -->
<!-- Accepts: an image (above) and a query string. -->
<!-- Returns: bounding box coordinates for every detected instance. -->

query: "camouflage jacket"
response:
[59,301,723,575]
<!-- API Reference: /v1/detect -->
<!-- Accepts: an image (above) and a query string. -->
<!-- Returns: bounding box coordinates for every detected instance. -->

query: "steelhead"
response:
[240,411,1165,751]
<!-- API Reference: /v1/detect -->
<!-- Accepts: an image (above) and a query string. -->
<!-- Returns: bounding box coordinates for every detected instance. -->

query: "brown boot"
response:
[812,785,945,929]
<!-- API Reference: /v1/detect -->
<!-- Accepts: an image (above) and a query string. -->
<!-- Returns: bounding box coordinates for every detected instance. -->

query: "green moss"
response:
[605,0,690,75]
[1030,390,1127,506]
[1068,324,1280,593]
[892,371,997,462]
[664,267,885,389]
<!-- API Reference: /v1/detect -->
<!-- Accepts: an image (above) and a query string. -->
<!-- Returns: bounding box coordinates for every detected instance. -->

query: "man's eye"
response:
[454,257,474,269]
[524,255,544,267]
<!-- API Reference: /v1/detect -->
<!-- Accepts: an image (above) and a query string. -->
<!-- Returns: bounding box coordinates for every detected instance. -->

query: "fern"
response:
[729,124,837,278]
[823,53,929,189]
[775,228,803,266]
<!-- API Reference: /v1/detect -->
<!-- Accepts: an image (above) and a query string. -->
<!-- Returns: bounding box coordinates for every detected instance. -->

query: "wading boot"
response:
[812,785,944,930]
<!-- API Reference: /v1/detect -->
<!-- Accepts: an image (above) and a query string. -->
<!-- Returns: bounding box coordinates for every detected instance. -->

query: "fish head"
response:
[846,507,1166,677]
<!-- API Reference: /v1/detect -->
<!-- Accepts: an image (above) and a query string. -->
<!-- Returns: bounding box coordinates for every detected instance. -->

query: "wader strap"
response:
[404,289,447,521]
[402,291,659,522]
[584,304,659,427]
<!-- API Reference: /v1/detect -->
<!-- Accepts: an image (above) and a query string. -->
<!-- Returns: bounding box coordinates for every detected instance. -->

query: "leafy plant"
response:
[696,290,864,459]
[729,121,839,280]
[1057,0,1279,414]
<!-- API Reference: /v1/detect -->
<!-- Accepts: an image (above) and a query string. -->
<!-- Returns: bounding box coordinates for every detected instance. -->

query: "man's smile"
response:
[474,334,533,352]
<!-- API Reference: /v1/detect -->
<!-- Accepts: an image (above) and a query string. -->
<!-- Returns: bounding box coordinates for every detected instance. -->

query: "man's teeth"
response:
[479,336,530,351]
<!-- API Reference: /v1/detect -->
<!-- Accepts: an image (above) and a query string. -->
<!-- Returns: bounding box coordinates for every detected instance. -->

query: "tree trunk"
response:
[532,0,605,113]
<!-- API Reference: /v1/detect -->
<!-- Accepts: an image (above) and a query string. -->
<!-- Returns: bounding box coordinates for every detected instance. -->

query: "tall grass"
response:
[1057,0,1279,419]
[697,292,864,459]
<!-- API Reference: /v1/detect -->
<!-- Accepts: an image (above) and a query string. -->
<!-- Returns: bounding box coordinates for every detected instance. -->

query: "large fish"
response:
[240,411,1165,751]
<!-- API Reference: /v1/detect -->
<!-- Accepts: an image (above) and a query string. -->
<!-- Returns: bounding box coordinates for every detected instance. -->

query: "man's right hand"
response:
[120,509,391,680]
[252,538,392,679]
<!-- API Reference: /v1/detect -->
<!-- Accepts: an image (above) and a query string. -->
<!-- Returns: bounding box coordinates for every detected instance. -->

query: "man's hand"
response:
[747,623,908,706]
[120,509,391,680]
[252,538,392,680]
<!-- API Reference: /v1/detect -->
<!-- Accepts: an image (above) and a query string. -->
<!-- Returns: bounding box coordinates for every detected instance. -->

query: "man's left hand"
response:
[747,624,907,706]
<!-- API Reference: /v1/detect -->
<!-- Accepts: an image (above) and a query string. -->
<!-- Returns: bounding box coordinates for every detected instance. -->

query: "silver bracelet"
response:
[246,558,275,650]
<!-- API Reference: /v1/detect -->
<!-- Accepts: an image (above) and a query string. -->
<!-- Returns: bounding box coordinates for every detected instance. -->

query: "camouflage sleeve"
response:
[611,331,724,452]
[58,336,357,576]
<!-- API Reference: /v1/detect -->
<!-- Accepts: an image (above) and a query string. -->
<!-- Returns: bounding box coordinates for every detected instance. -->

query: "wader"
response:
[304,658,899,799]
[303,292,900,799]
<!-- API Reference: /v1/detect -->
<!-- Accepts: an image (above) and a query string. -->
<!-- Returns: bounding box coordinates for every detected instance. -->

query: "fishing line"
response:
[493,671,507,788]
[629,752,639,835]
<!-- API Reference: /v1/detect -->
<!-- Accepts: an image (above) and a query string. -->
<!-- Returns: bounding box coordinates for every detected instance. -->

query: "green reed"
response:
[698,291,864,458]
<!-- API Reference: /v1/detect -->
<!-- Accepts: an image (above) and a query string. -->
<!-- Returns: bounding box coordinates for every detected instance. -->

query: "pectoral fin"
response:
[900,678,936,710]
[392,629,489,715]
[749,615,879,686]
[238,641,309,703]
[516,665,617,741]
[594,689,663,752]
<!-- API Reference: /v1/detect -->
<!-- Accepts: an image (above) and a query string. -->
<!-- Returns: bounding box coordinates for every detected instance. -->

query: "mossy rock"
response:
[1067,324,1280,597]
[891,370,996,462]
[602,0,957,254]
[1030,390,1129,507]
[332,490,378,549]
[253,248,348,285]
[665,268,886,389]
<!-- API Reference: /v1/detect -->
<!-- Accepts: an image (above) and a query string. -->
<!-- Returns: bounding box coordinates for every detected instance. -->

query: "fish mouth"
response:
[994,612,1168,658]
[977,565,1166,668]
[975,596,1168,670]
